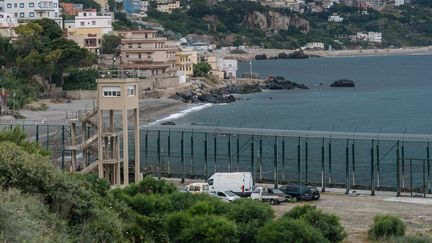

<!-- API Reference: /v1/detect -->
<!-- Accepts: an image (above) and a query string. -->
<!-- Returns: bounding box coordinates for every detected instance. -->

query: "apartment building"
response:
[1,0,62,27]
[118,30,178,76]
[156,0,180,14]
[64,10,113,53]
[176,48,198,78]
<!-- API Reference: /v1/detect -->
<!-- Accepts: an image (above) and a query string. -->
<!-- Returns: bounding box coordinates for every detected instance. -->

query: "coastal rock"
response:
[255,54,268,60]
[245,11,309,33]
[264,76,309,90]
[330,79,356,87]
[278,50,310,59]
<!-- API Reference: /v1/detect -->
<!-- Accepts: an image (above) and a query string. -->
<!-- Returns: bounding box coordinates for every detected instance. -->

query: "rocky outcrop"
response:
[330,79,356,87]
[170,78,308,104]
[265,76,309,90]
[245,11,309,33]
[278,50,310,59]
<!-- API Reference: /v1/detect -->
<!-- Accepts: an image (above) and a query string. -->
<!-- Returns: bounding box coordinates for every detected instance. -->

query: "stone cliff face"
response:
[244,11,309,33]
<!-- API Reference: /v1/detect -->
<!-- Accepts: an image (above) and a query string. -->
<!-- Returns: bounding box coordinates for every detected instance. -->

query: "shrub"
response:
[284,205,346,242]
[256,217,329,243]
[0,189,67,242]
[175,214,238,243]
[128,193,174,216]
[368,214,406,240]
[227,198,274,242]
[134,176,177,195]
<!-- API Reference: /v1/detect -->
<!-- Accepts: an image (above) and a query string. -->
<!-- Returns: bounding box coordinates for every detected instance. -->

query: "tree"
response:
[101,34,122,54]
[284,205,346,242]
[193,62,212,77]
[256,217,329,243]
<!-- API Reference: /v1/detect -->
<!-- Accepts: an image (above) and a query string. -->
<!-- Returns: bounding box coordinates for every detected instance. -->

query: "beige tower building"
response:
[96,76,140,185]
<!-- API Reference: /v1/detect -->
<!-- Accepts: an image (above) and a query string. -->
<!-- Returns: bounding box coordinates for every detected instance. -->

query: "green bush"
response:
[284,205,346,242]
[368,214,406,240]
[0,189,67,242]
[123,175,177,196]
[227,198,274,243]
[256,217,329,243]
[175,214,238,243]
[128,193,174,216]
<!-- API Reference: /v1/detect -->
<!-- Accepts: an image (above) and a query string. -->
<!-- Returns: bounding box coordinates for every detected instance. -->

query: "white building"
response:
[304,42,325,50]
[217,59,238,79]
[395,0,404,6]
[366,31,382,43]
[156,0,180,14]
[74,10,113,35]
[328,15,343,22]
[1,0,62,27]
[0,12,18,39]
[356,32,382,43]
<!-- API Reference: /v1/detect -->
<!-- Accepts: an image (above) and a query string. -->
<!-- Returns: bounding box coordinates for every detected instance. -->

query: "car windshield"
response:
[225,191,236,196]
[272,189,284,194]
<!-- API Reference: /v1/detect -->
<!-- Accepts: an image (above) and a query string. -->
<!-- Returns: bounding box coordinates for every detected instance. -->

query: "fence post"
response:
[259,137,263,181]
[427,145,430,193]
[370,140,375,196]
[228,134,232,172]
[410,159,413,197]
[36,125,39,142]
[396,141,401,197]
[423,159,426,198]
[61,125,65,171]
[251,136,255,186]
[46,125,49,149]
[191,131,194,176]
[274,136,278,188]
[167,129,171,175]
[297,137,301,185]
[236,134,240,172]
[352,142,356,187]
[205,132,208,179]
[321,138,326,192]
[376,142,380,189]
[328,139,332,186]
[157,130,161,179]
[282,138,286,181]
[401,144,405,190]
[305,138,308,184]
[345,139,350,194]
[214,135,217,173]
[181,131,185,183]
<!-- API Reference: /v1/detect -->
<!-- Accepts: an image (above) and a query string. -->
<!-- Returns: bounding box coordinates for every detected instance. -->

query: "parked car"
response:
[206,172,253,197]
[209,190,241,202]
[307,186,320,200]
[251,187,287,205]
[279,185,313,201]
[186,183,209,194]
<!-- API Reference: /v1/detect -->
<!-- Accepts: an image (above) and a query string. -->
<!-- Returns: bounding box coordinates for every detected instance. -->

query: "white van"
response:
[206,172,253,197]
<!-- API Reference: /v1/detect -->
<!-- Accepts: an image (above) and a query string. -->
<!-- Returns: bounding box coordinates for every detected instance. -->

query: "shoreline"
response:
[220,46,432,61]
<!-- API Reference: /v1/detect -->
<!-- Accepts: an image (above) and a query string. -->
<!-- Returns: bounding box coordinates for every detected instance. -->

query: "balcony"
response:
[125,57,153,62]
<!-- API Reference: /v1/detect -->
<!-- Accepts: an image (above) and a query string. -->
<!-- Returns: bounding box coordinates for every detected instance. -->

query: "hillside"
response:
[144,0,432,49]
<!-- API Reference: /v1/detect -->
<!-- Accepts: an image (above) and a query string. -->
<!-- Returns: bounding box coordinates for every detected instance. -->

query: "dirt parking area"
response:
[272,192,432,243]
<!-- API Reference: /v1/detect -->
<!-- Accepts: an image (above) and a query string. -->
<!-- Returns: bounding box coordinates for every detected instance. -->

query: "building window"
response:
[14,13,18,18]
[54,3,58,7]
[29,2,34,7]
[138,54,141,59]
[20,12,24,17]
[147,54,151,58]
[92,21,96,25]
[128,44,133,48]
[103,86,121,97]
[80,22,85,26]
[14,3,18,8]
[20,3,24,8]
[127,85,136,96]
[7,4,12,8]
[83,13,87,16]
[137,44,141,48]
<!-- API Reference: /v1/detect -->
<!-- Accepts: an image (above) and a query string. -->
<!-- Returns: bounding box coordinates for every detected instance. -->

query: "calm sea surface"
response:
[175,54,432,134]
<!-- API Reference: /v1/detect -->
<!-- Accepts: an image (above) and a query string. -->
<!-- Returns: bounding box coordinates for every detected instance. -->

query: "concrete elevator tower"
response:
[97,76,140,185]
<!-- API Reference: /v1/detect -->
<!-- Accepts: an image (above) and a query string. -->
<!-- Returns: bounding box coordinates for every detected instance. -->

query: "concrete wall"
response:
[66,90,97,100]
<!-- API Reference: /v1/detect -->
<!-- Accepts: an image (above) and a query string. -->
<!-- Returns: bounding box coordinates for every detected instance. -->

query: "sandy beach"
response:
[19,98,191,124]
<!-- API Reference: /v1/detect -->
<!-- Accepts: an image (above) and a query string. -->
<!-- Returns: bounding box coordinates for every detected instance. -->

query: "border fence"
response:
[1,120,431,197]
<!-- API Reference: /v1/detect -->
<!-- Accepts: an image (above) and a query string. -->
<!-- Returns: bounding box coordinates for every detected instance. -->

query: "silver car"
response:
[209,190,241,202]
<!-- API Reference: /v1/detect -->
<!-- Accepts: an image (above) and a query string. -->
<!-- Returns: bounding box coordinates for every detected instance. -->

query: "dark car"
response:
[279,185,313,201]
[307,186,320,200]
[267,188,292,199]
